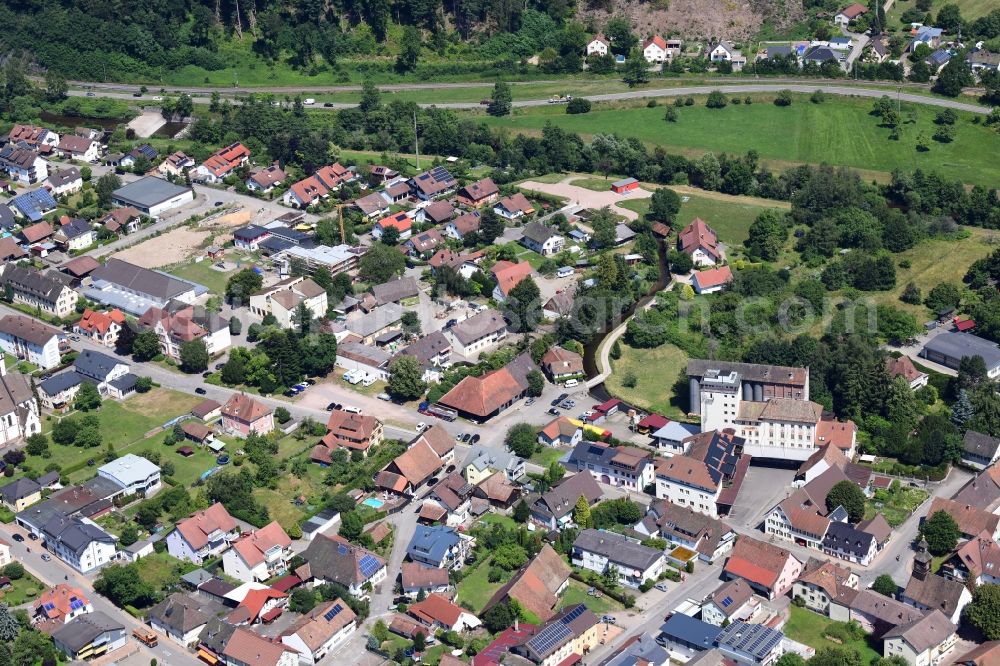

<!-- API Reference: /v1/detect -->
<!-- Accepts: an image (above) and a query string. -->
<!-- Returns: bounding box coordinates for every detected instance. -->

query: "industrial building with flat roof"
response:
[111,176,194,218]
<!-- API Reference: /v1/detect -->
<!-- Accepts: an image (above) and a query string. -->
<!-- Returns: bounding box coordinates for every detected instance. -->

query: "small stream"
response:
[582,240,670,401]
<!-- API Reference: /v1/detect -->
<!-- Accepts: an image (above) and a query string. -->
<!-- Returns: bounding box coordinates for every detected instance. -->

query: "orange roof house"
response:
[724,536,802,599]
[678,218,721,264]
[491,260,533,300]
[375,212,413,239]
[691,265,733,293]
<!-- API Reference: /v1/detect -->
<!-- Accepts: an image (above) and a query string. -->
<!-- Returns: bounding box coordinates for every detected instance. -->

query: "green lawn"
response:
[618,192,778,246]
[134,552,197,590]
[47,389,203,483]
[455,559,503,613]
[167,259,236,297]
[530,446,567,469]
[514,247,547,270]
[476,514,518,530]
[605,341,691,421]
[0,572,45,606]
[167,441,230,487]
[482,95,1000,187]
[569,177,621,192]
[558,579,624,616]
[783,605,882,664]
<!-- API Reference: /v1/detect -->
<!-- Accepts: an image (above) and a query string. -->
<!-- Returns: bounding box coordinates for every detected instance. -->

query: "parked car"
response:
[11,534,23,543]
[470,434,480,444]
[326,402,342,411]
[41,553,51,561]
[548,408,561,416]
[551,393,568,407]
[377,393,392,401]
[27,533,37,541]
[655,583,669,592]
[195,387,207,395]
[601,615,616,625]
[213,201,224,206]
[525,397,535,406]
[416,422,427,432]
[461,433,471,443]
[202,371,213,378]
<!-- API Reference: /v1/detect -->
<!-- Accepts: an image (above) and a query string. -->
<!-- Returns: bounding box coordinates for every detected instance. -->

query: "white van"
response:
[360,375,376,387]
[303,98,316,105]
[557,266,574,278]
[342,405,363,414]
[564,379,579,388]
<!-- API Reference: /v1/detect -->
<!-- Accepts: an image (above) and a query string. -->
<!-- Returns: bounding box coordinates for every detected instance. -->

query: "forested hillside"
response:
[0,0,810,83]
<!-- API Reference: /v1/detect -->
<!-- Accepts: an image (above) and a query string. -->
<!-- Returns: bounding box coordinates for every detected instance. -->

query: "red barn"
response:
[611,177,639,194]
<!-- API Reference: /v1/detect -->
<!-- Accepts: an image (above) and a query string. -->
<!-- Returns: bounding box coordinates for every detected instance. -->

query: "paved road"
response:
[67,82,994,113]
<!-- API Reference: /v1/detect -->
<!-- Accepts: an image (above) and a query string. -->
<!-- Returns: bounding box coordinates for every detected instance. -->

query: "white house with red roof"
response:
[195,142,250,184]
[373,211,413,240]
[246,162,287,194]
[643,35,669,63]
[692,265,733,294]
[280,598,357,664]
[490,260,533,302]
[678,218,722,266]
[72,308,125,348]
[724,536,802,599]
[166,503,240,564]
[587,34,610,56]
[223,521,294,584]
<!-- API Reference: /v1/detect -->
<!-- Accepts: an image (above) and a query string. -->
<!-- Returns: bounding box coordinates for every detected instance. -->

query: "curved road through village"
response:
[68,80,993,113]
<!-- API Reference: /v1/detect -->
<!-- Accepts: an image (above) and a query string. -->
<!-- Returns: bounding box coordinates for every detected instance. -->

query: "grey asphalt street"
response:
[67,82,993,113]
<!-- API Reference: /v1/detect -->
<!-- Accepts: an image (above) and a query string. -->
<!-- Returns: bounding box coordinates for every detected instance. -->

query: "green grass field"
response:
[618,192,779,246]
[530,446,567,468]
[167,259,236,297]
[481,95,1000,187]
[134,552,196,591]
[47,389,202,482]
[865,228,998,319]
[455,558,503,613]
[558,579,624,615]
[605,341,691,421]
[783,606,882,664]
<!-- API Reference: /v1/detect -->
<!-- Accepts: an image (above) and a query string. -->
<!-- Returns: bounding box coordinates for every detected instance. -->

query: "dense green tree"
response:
[573,495,593,528]
[396,26,422,72]
[487,80,512,117]
[505,423,537,458]
[825,480,866,523]
[95,173,121,208]
[872,574,897,597]
[290,588,318,613]
[358,243,406,283]
[648,188,681,224]
[921,510,961,556]
[94,563,158,608]
[744,210,787,261]
[482,601,517,633]
[387,356,427,401]
[967,584,1000,639]
[526,370,545,397]
[505,275,542,332]
[225,269,264,304]
[513,499,530,522]
[339,511,364,541]
[622,51,649,87]
[934,56,974,96]
[179,339,209,373]
[493,543,528,570]
[0,604,17,641]
[74,382,102,411]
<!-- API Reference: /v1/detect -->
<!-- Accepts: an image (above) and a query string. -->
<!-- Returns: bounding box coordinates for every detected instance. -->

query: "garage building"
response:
[921,331,1000,378]
[111,177,194,218]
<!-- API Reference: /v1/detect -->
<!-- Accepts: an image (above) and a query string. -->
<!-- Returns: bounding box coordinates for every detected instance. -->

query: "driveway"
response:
[887,324,956,377]
[519,179,651,220]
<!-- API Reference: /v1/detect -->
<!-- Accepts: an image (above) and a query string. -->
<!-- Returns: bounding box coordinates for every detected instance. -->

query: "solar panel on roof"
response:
[720,596,733,608]
[69,599,85,610]
[560,605,586,624]
[337,543,349,555]
[323,604,343,621]
[359,554,382,578]
[527,623,572,656]
[43,602,55,611]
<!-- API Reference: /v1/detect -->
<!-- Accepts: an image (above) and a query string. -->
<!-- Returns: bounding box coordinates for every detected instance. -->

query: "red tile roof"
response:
[75,309,125,336]
[408,593,470,629]
[678,218,720,259]
[222,393,272,424]
[724,536,797,591]
[692,265,733,290]
[438,368,522,418]
[491,260,533,297]
[232,521,292,568]
[223,628,294,666]
[816,419,856,452]
[175,503,237,550]
[377,212,413,233]
[202,142,250,178]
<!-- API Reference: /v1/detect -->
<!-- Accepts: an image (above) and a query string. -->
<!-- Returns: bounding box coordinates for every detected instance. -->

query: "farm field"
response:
[480,95,1000,188]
